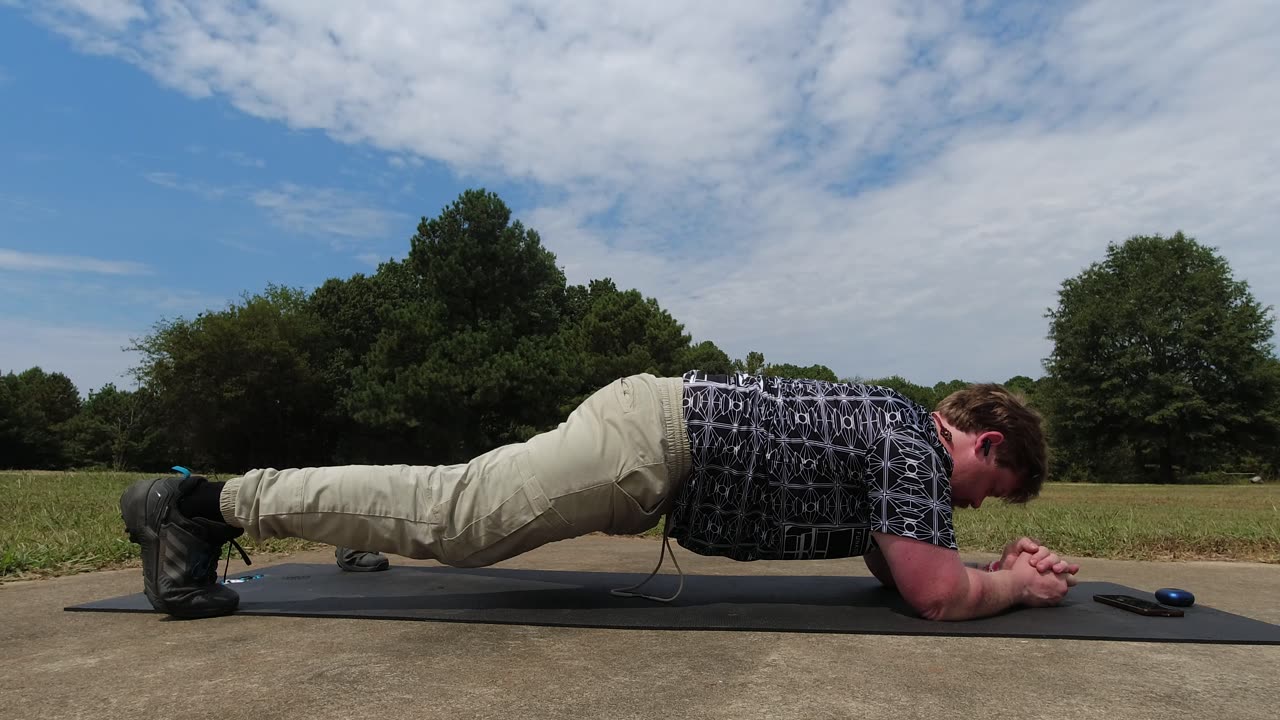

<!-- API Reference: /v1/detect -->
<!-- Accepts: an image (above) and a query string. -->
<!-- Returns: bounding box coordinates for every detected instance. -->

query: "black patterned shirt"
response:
[668,371,956,561]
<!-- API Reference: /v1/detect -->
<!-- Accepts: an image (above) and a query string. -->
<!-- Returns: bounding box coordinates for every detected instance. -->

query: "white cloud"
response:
[217,236,271,256]
[0,317,139,395]
[0,192,56,218]
[386,155,423,170]
[220,149,265,168]
[250,183,406,245]
[0,274,230,393]
[28,0,1280,382]
[0,248,151,275]
[0,271,228,318]
[143,170,401,247]
[183,144,268,166]
[57,0,145,31]
[142,170,229,199]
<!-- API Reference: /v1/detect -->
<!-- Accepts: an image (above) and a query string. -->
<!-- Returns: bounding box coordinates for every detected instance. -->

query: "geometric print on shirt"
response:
[667,371,957,562]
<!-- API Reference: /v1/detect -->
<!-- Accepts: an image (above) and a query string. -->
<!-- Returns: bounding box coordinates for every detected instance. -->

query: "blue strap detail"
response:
[171,465,192,478]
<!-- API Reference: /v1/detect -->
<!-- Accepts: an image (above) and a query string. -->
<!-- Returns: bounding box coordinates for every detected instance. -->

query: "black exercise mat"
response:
[67,563,1280,645]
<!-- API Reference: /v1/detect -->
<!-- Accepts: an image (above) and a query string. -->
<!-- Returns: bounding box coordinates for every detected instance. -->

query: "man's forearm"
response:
[929,568,1023,621]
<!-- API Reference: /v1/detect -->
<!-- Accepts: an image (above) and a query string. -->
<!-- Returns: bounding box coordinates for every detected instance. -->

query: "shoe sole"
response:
[119,478,161,571]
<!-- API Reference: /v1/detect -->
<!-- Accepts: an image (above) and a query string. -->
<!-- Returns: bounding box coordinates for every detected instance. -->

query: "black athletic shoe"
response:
[335,546,390,572]
[120,474,251,619]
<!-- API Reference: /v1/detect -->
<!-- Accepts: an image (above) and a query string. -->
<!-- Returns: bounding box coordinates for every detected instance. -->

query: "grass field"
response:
[0,471,323,581]
[953,483,1279,563]
[1,471,1277,582]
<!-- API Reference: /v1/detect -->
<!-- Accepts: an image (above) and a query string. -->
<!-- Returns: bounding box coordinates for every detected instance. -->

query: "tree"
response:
[303,259,428,462]
[730,351,836,381]
[0,375,17,466]
[347,190,576,461]
[680,340,733,374]
[1042,232,1278,483]
[733,351,766,375]
[1262,358,1280,478]
[411,189,565,338]
[867,375,937,408]
[765,363,839,382]
[1003,375,1039,402]
[306,262,420,389]
[132,286,333,471]
[0,368,81,469]
[64,384,164,470]
[562,278,691,385]
[931,379,969,405]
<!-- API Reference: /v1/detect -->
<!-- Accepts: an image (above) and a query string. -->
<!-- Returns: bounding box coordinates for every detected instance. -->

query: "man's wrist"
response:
[945,566,1024,620]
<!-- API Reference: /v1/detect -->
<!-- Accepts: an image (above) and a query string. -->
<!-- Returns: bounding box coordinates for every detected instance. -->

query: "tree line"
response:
[2,190,1277,482]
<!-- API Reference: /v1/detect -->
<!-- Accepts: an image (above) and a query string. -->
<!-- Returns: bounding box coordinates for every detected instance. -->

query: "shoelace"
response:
[609,514,685,603]
[221,539,252,583]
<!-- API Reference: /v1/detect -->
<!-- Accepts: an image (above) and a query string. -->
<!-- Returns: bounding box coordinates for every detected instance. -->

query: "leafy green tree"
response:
[0,375,17,466]
[563,278,691,386]
[1003,375,1039,402]
[733,351,766,375]
[1262,358,1280,478]
[868,375,937,408]
[64,384,164,470]
[764,363,839,382]
[1042,232,1279,483]
[680,340,733,374]
[931,379,969,405]
[413,189,565,337]
[306,262,418,388]
[133,286,333,471]
[0,368,81,469]
[731,351,836,381]
[303,259,429,462]
[347,190,575,461]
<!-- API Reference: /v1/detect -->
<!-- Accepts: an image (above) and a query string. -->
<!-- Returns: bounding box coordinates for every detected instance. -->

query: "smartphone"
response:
[1094,594,1184,617]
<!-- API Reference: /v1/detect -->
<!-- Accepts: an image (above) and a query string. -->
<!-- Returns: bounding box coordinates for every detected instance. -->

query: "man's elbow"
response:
[866,560,896,588]
[916,599,954,622]
[904,582,971,622]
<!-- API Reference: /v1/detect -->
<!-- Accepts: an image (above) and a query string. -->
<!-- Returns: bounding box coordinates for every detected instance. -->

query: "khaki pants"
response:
[219,374,690,567]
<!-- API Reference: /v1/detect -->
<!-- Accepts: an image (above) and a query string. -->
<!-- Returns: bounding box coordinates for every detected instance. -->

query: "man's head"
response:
[931,384,1047,508]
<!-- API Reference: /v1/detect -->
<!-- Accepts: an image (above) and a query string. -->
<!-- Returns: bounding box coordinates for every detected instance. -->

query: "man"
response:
[121,370,1078,620]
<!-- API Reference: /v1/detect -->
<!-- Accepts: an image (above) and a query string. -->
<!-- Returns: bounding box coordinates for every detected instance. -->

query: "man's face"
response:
[951,458,1021,509]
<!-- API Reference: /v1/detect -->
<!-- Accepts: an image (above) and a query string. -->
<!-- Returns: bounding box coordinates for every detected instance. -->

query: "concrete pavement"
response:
[3,536,1278,720]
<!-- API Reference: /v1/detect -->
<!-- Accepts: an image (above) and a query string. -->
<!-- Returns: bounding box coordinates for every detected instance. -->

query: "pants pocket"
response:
[609,463,670,535]
[613,375,639,413]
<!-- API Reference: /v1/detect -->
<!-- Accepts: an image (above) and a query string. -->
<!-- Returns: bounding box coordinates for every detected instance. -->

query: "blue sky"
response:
[2,1,1278,395]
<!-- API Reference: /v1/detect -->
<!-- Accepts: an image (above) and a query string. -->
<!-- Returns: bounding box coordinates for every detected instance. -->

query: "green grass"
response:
[954,483,1280,562]
[0,471,322,582]
[2,472,1277,582]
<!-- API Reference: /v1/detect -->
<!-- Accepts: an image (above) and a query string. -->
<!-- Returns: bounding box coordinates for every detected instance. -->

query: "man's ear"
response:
[930,412,949,438]
[978,431,1005,457]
